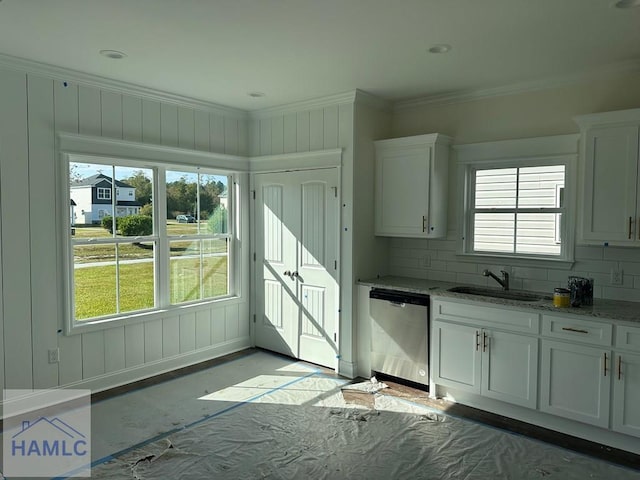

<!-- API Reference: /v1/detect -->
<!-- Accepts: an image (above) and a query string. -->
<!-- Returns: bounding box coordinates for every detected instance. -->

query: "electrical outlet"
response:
[420,255,431,268]
[48,348,60,364]
[611,268,623,286]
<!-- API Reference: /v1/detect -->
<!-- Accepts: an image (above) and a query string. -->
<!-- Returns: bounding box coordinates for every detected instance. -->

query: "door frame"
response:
[249,149,342,369]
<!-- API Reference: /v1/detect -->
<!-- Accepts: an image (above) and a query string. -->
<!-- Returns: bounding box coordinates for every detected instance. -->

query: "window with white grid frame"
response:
[466,163,566,258]
[68,159,235,324]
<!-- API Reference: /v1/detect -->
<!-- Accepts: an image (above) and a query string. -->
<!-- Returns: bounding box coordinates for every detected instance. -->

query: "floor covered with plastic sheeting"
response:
[83,350,639,479]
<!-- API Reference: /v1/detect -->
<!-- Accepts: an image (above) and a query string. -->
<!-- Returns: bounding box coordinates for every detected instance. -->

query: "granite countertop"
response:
[359,276,640,325]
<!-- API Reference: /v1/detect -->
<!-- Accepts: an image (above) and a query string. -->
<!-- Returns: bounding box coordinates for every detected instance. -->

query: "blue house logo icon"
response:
[11,416,88,457]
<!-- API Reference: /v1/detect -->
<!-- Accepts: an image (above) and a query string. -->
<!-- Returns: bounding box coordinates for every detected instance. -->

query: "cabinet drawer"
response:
[433,300,539,334]
[542,315,612,346]
[615,325,640,352]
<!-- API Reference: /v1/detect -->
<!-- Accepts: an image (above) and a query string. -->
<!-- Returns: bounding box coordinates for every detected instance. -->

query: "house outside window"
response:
[67,159,236,325]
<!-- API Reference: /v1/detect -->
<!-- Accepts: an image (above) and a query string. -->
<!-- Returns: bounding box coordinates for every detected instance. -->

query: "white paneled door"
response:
[254,169,339,369]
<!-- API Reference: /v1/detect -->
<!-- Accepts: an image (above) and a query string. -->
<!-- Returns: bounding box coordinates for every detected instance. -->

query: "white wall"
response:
[0,66,251,394]
[389,72,640,301]
[352,100,392,375]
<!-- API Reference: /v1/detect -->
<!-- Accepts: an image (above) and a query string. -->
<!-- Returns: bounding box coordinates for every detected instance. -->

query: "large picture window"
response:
[463,162,569,260]
[67,158,235,324]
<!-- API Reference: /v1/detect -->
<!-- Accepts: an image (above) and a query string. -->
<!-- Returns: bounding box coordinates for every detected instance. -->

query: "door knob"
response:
[283,270,292,277]
[290,271,299,279]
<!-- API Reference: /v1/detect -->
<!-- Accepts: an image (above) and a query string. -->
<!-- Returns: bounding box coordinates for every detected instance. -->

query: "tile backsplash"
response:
[389,235,640,302]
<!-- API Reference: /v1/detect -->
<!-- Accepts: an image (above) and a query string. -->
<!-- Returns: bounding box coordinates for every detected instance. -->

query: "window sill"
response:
[65,296,242,336]
[455,252,575,270]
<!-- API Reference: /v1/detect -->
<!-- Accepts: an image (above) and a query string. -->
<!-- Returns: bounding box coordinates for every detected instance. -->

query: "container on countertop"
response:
[553,288,570,308]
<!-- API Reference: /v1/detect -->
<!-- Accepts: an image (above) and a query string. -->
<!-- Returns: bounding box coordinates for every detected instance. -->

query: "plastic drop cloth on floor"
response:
[90,373,640,480]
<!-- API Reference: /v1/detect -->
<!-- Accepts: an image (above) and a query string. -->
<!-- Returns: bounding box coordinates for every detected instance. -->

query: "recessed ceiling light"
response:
[428,44,452,54]
[613,0,640,7]
[99,50,127,60]
[248,92,266,98]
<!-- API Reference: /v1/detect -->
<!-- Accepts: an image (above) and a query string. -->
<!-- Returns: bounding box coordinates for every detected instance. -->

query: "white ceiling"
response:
[0,0,639,111]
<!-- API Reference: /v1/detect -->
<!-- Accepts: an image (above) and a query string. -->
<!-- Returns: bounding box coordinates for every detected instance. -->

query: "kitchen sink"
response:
[447,286,550,302]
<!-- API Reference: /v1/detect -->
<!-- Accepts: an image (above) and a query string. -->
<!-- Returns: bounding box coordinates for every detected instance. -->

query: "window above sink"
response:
[455,135,578,264]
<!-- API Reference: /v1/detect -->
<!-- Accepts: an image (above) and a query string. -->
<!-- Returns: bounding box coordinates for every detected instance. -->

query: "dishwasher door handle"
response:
[390,301,406,308]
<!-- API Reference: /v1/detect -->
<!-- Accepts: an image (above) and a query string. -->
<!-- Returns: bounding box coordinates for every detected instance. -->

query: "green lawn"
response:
[74,255,228,320]
[73,221,229,320]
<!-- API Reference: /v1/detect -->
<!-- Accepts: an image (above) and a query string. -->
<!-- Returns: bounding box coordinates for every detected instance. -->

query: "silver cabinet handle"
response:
[604,352,608,377]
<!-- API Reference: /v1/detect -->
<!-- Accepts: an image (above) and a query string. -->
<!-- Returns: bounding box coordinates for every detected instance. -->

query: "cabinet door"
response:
[481,330,538,409]
[540,340,611,428]
[432,321,481,393]
[612,352,640,438]
[375,144,431,237]
[581,125,639,245]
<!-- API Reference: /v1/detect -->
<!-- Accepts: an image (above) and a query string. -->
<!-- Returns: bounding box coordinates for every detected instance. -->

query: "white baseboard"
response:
[61,338,251,395]
[338,359,358,379]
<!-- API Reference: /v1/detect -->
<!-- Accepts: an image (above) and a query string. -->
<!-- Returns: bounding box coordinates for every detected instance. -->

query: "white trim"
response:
[375,133,452,149]
[249,148,342,173]
[0,52,247,119]
[354,89,392,111]
[455,134,579,163]
[574,107,640,129]
[456,135,578,263]
[394,59,640,110]
[338,359,357,379]
[55,340,250,393]
[59,136,244,334]
[58,133,250,172]
[249,91,356,119]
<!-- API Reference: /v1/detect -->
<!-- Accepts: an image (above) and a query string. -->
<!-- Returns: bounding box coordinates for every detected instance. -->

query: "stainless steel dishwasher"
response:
[369,288,429,387]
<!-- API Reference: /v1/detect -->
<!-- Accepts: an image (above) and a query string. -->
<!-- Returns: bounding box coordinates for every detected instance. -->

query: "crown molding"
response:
[354,89,392,111]
[249,90,358,119]
[394,59,640,111]
[0,52,247,119]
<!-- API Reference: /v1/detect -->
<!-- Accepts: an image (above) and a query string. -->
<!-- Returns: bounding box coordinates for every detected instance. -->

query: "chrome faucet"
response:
[483,269,510,291]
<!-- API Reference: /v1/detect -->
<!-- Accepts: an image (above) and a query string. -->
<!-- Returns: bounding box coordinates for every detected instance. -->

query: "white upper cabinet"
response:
[575,109,640,246]
[374,133,451,238]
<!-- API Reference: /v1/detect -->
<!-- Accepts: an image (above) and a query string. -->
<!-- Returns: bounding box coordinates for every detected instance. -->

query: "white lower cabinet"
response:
[432,317,538,409]
[540,339,611,428]
[432,321,481,393]
[613,351,640,437]
[482,330,538,408]
[431,298,640,447]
